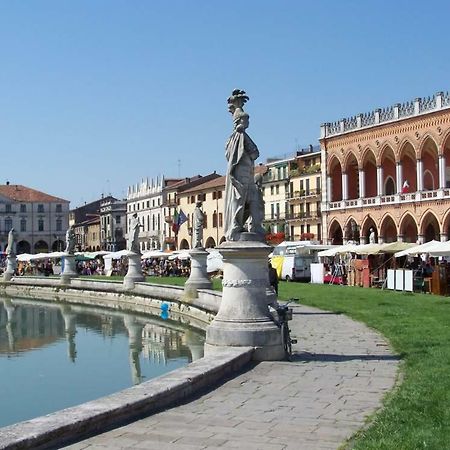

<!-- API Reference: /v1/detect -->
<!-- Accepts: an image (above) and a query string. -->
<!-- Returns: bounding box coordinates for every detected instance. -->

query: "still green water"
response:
[0,296,205,428]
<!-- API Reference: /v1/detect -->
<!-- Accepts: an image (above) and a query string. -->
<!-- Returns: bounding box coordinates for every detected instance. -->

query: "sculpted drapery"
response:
[224,89,265,241]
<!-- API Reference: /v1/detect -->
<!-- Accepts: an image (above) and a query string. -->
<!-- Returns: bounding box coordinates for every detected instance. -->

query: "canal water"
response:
[0,296,205,428]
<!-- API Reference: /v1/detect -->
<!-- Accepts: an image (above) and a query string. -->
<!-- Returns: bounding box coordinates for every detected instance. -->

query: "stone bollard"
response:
[3,255,17,281]
[60,254,78,285]
[124,253,145,290]
[184,248,212,298]
[205,233,284,361]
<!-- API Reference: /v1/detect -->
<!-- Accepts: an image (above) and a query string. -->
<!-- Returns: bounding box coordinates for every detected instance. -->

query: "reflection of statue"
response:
[224,89,265,241]
[193,202,204,248]
[369,228,376,244]
[6,228,16,256]
[127,213,141,253]
[65,226,76,254]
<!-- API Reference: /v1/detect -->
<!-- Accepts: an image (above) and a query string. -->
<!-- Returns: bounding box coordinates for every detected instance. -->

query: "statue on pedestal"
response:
[65,226,76,255]
[224,89,265,241]
[193,202,205,249]
[6,228,16,256]
[127,213,141,253]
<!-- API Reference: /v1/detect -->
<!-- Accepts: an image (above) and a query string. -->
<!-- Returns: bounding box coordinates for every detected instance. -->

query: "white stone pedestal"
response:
[61,254,78,284]
[205,233,284,361]
[124,253,145,289]
[3,255,17,281]
[185,248,212,297]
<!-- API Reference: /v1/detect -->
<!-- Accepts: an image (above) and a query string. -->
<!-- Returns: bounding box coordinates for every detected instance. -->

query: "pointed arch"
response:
[328,155,343,202]
[343,216,360,242]
[398,140,417,192]
[379,214,398,243]
[379,144,396,195]
[362,147,377,198]
[328,219,343,245]
[420,135,439,191]
[360,216,377,243]
[398,212,418,243]
[419,209,441,242]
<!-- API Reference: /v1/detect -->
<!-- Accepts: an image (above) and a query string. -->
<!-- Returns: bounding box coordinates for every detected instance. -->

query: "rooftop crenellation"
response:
[321,91,450,139]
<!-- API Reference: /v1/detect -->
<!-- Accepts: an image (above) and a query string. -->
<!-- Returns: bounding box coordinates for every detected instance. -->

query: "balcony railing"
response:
[286,189,321,200]
[326,188,450,211]
[285,212,321,221]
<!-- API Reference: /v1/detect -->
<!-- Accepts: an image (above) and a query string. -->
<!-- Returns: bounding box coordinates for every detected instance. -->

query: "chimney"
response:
[6,181,9,185]
[309,144,313,152]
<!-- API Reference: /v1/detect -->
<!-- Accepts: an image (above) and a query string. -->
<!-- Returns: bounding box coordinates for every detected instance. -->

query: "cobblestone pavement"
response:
[65,304,399,450]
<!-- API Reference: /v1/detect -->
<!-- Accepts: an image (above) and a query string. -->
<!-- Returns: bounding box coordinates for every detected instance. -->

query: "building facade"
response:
[286,146,322,241]
[0,184,69,254]
[320,91,450,245]
[127,177,168,252]
[176,176,226,249]
[99,198,127,251]
[262,160,289,242]
[162,173,221,251]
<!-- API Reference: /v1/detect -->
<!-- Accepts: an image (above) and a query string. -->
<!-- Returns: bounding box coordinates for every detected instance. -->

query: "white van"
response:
[271,242,336,282]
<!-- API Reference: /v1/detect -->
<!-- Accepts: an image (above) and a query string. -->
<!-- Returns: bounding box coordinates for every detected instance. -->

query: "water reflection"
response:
[0,296,205,428]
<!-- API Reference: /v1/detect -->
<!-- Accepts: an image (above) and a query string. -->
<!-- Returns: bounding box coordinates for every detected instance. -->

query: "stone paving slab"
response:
[64,304,399,449]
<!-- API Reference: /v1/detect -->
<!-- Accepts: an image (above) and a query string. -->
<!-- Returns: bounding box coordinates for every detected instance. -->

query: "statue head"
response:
[196,201,202,208]
[227,89,249,115]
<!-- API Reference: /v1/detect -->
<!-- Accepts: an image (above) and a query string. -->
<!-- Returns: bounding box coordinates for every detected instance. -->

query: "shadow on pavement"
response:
[291,352,401,363]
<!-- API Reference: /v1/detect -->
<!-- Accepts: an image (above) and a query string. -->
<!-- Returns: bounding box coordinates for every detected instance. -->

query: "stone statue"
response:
[127,213,141,253]
[193,202,205,248]
[65,226,76,254]
[369,228,376,244]
[224,89,265,241]
[6,228,16,256]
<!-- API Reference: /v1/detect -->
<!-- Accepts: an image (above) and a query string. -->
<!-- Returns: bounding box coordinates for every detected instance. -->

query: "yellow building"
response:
[286,147,322,241]
[176,176,225,249]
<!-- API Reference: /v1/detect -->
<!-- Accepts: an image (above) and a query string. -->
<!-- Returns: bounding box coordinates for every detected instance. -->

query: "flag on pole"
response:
[172,209,188,234]
[172,210,179,233]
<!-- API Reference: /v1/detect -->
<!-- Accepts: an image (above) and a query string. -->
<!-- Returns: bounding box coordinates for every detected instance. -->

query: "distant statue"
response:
[127,213,141,253]
[65,226,76,255]
[369,227,376,244]
[6,228,16,256]
[224,89,265,241]
[193,202,205,248]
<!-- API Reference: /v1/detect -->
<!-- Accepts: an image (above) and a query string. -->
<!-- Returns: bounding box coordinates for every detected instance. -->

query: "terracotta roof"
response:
[182,176,226,193]
[0,184,69,203]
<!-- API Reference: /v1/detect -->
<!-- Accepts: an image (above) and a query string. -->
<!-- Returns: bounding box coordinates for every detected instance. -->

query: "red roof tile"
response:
[0,185,69,203]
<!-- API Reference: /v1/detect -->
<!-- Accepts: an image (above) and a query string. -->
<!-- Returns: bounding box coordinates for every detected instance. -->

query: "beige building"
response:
[0,184,70,254]
[176,176,225,249]
[320,91,450,244]
[74,217,101,252]
[286,147,322,241]
[262,160,289,242]
[162,173,221,250]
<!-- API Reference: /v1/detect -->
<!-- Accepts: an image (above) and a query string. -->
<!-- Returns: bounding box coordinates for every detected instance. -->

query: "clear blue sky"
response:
[1,0,449,208]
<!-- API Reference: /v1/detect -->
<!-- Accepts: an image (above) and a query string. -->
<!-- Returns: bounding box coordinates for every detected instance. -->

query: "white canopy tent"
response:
[428,240,450,257]
[394,240,441,258]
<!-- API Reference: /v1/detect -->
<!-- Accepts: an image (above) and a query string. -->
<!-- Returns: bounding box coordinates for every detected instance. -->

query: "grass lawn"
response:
[278,282,450,450]
[79,275,449,448]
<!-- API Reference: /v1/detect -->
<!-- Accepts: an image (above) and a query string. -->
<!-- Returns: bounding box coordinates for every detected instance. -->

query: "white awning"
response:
[394,240,441,258]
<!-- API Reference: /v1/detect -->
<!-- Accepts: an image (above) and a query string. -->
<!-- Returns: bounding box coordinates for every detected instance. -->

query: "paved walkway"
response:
[64,304,399,450]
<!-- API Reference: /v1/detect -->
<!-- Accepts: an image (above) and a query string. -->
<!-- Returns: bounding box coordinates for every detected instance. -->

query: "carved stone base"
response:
[3,255,17,281]
[184,248,212,298]
[124,253,145,289]
[205,234,284,361]
[60,254,78,284]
